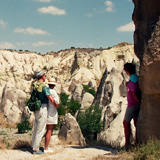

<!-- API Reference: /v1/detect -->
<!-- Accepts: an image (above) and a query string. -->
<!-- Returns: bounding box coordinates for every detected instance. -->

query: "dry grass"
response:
[91,153,133,160]
[0,138,7,149]
[13,140,31,149]
[0,113,16,128]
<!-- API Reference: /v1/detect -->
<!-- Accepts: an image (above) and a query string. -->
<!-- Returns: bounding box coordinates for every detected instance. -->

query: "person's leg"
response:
[32,105,47,152]
[133,118,138,144]
[31,118,38,148]
[123,120,131,146]
[45,124,54,150]
[123,107,134,146]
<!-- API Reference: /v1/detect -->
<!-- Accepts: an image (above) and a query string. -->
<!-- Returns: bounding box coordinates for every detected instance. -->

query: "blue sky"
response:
[0,0,134,53]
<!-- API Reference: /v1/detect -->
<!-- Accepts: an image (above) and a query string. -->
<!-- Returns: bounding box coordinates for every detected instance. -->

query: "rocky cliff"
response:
[0,42,139,147]
[133,0,160,142]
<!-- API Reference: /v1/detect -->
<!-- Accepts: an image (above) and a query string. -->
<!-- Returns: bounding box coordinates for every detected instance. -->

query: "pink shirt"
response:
[127,81,140,107]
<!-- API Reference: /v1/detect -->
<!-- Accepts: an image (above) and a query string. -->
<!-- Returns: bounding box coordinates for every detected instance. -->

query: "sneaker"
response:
[33,150,44,155]
[44,147,53,153]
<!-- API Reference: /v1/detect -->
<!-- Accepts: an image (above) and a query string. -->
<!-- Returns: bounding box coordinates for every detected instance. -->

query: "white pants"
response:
[32,104,47,151]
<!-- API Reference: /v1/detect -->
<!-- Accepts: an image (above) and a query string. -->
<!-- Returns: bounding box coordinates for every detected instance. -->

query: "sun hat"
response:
[35,70,45,79]
[48,78,57,85]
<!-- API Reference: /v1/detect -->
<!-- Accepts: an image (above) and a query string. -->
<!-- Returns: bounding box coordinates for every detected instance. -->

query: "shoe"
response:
[33,150,44,155]
[117,146,129,152]
[44,147,53,153]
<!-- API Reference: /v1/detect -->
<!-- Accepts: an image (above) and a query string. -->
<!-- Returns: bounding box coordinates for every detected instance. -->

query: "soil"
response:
[0,127,133,160]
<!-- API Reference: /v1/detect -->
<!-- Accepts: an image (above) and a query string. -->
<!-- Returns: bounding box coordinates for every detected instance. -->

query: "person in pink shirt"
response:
[123,63,141,148]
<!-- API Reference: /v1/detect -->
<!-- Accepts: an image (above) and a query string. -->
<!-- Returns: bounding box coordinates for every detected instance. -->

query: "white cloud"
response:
[89,43,94,47]
[117,22,135,32]
[105,1,115,12]
[0,20,8,27]
[14,27,49,35]
[17,42,29,46]
[37,6,66,15]
[32,41,56,47]
[85,13,92,18]
[0,42,15,49]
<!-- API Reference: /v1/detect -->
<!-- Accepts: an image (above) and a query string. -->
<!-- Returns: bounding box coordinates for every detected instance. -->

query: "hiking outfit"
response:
[47,88,59,125]
[32,81,50,151]
[124,74,140,122]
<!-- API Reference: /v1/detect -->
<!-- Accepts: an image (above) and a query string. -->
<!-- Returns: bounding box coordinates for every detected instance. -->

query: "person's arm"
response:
[47,95,59,108]
[131,91,140,104]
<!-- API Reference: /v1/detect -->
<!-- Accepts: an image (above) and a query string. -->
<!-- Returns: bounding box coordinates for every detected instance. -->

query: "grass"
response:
[0,113,16,128]
[117,138,160,160]
[132,138,160,160]
[0,138,7,149]
[13,140,31,149]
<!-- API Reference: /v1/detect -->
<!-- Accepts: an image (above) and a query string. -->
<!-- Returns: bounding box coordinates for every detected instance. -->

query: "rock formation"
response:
[58,113,86,146]
[133,0,160,143]
[0,43,139,147]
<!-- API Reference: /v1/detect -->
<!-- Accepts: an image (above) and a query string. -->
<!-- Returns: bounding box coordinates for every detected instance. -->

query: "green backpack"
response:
[27,89,41,112]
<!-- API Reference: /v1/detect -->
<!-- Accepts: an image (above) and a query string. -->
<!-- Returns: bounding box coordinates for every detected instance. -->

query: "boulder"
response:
[58,113,86,146]
[71,84,83,102]
[81,92,94,110]
[0,82,27,123]
[133,0,160,143]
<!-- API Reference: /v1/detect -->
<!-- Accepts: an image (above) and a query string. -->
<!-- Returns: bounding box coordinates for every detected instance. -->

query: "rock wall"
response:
[133,0,160,142]
[0,43,139,147]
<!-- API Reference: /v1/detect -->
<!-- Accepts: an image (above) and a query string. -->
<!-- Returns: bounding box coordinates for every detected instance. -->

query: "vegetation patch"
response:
[16,118,32,133]
[82,84,96,97]
[132,138,160,160]
[77,106,102,142]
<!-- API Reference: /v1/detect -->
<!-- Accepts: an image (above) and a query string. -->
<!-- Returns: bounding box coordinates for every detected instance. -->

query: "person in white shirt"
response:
[44,78,60,153]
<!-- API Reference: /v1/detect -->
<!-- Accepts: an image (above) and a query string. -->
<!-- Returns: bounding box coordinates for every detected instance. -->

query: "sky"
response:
[0,0,134,54]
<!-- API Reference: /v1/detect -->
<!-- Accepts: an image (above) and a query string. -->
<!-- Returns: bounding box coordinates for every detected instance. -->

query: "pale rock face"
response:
[58,113,86,146]
[98,103,126,148]
[0,43,139,147]
[81,92,94,110]
[71,67,95,84]
[0,82,27,123]
[71,84,83,102]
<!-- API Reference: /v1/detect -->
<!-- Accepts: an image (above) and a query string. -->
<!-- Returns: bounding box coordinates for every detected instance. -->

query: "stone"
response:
[81,92,94,110]
[133,0,160,143]
[58,113,86,146]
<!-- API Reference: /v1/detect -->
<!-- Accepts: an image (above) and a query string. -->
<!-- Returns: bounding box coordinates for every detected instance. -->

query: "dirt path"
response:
[0,128,132,160]
[0,145,121,160]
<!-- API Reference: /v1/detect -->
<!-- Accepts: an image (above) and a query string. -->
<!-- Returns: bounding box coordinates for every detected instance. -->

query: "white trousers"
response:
[32,104,47,151]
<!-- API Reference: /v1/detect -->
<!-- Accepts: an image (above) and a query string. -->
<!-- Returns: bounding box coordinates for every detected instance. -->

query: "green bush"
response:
[77,106,102,142]
[59,92,81,116]
[82,84,96,97]
[133,138,160,160]
[60,93,69,106]
[57,104,66,116]
[67,100,81,116]
[16,118,32,133]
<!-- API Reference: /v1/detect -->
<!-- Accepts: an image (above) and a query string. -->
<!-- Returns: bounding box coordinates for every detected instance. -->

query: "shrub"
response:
[82,84,96,97]
[13,140,31,149]
[67,100,81,116]
[77,106,102,142]
[59,92,80,116]
[16,118,32,133]
[57,104,66,116]
[43,65,47,70]
[133,138,160,160]
[60,93,69,106]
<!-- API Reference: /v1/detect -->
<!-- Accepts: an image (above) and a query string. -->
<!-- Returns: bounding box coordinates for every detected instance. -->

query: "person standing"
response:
[123,63,141,148]
[44,78,60,153]
[31,70,55,155]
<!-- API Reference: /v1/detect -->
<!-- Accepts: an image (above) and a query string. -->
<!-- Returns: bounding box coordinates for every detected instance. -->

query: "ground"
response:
[0,127,133,160]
